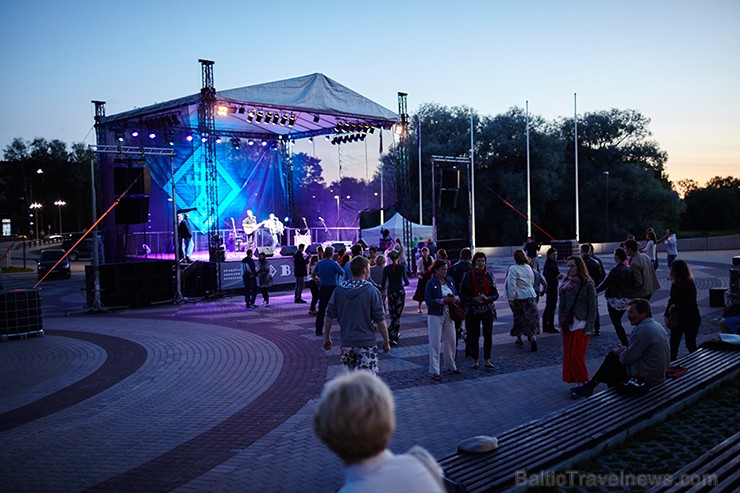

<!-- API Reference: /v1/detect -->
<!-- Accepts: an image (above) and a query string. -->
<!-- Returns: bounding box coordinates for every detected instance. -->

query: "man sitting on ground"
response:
[571,298,670,398]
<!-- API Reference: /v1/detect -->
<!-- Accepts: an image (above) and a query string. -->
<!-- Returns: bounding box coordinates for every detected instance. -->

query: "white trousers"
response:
[428,311,457,375]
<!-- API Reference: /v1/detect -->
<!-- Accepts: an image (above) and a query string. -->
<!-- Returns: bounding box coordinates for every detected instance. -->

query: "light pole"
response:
[602,171,609,242]
[30,202,42,239]
[54,200,66,234]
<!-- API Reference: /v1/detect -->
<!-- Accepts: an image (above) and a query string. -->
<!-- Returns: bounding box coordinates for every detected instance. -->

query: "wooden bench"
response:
[646,430,739,492]
[438,348,740,493]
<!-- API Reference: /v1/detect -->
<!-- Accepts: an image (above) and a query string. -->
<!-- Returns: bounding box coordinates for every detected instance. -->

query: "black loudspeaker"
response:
[356,239,369,249]
[257,246,274,257]
[306,244,320,255]
[181,261,216,297]
[439,189,459,208]
[441,168,460,189]
[114,167,151,224]
[86,261,174,307]
[116,197,150,224]
[281,245,299,256]
[114,167,151,195]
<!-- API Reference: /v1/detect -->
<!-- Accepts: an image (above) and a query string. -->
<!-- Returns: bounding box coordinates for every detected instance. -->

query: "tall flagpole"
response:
[574,93,580,243]
[379,129,385,224]
[470,110,476,249]
[526,101,531,238]
[418,115,422,224]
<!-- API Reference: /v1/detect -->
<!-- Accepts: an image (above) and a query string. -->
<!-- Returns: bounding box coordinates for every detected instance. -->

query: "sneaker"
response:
[472,361,479,369]
[295,299,307,304]
[431,374,441,382]
[570,385,594,398]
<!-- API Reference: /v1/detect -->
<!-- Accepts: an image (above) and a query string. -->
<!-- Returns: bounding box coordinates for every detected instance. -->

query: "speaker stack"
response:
[439,167,460,208]
[86,261,174,307]
[0,289,43,341]
[114,167,151,224]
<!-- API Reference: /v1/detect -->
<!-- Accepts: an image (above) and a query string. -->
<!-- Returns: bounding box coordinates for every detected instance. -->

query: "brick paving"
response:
[0,250,735,492]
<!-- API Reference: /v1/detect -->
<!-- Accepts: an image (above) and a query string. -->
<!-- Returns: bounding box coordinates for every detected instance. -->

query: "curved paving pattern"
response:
[0,250,735,492]
[0,330,147,432]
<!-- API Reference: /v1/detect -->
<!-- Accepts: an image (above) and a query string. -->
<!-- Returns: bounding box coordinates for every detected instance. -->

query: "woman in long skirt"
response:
[505,250,540,351]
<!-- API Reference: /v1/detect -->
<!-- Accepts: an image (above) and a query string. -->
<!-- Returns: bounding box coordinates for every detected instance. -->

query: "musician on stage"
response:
[242,209,258,250]
[266,213,284,249]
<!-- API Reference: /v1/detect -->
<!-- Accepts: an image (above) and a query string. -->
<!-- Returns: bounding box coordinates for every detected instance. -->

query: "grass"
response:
[1,266,33,273]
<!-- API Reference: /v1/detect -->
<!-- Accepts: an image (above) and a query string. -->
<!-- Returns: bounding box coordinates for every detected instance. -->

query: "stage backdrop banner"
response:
[220,257,296,290]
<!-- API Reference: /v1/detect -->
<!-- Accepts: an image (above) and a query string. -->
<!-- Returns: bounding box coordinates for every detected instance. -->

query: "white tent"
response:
[360,213,434,246]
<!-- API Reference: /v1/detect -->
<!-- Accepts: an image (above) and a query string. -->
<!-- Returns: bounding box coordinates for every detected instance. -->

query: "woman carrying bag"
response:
[460,252,499,369]
[664,260,701,361]
[558,256,598,386]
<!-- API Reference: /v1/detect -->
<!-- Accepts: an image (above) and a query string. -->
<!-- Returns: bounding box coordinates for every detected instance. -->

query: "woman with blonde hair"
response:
[313,372,445,492]
[505,249,540,351]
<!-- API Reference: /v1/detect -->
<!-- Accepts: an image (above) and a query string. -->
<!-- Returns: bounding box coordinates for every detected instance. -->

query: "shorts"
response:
[340,346,379,374]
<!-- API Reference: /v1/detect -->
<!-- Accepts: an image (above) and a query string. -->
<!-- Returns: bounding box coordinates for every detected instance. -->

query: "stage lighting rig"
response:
[131,130,139,137]
[238,107,245,114]
[288,114,296,127]
[280,114,288,126]
[216,104,229,117]
[313,114,321,123]
[272,113,280,125]
[230,137,240,150]
[115,130,124,142]
[247,110,255,122]
[256,111,264,122]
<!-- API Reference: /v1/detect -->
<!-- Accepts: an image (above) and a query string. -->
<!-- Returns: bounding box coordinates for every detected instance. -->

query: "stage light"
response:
[168,139,175,146]
[266,112,273,123]
[186,135,193,142]
[256,111,263,122]
[308,137,313,143]
[230,137,240,149]
[216,104,229,116]
[369,127,375,134]
[247,110,255,122]
[149,132,156,139]
[115,131,124,142]
[238,107,245,114]
[131,130,139,137]
[325,135,331,141]
[248,139,254,146]
[261,141,267,147]
[215,135,222,144]
[272,113,280,125]
[280,114,288,126]
[288,114,296,127]
[313,114,320,123]
[201,136,208,143]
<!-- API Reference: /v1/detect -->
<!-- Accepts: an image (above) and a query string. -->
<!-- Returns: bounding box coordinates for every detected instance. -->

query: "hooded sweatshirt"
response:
[326,279,385,347]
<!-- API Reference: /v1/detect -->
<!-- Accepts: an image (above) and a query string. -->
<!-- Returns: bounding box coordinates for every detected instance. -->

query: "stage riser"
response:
[86,261,175,307]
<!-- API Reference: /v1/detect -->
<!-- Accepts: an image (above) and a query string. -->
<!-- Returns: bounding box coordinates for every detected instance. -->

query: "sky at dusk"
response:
[1,0,738,186]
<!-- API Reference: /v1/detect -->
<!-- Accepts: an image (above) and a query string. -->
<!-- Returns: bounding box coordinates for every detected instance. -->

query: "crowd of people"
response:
[240,227,720,393]
[246,228,727,493]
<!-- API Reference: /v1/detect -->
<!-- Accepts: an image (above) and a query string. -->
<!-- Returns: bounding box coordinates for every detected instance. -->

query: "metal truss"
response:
[397,92,413,272]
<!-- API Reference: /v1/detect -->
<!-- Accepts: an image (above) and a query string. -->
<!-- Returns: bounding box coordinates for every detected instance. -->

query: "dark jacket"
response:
[664,278,701,329]
[425,275,459,316]
[597,263,632,299]
[449,260,472,291]
[543,258,560,294]
[582,254,605,285]
[293,250,308,277]
[459,270,499,318]
[178,218,193,239]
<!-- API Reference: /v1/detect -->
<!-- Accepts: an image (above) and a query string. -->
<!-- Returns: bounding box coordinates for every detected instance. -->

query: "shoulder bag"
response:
[559,283,584,330]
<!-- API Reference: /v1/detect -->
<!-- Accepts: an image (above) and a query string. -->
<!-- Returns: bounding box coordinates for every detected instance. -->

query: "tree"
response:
[681,176,740,230]
[1,138,93,235]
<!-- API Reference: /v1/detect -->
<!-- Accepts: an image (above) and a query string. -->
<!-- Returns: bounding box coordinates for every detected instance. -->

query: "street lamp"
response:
[54,200,66,234]
[30,202,42,239]
[602,171,609,242]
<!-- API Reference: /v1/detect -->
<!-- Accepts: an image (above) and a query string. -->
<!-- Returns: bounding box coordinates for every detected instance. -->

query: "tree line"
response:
[2,107,737,244]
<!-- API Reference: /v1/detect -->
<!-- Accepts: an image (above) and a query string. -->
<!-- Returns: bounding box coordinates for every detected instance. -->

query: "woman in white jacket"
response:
[505,250,541,351]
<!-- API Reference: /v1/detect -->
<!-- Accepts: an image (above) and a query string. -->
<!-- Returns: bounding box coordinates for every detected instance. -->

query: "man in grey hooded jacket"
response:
[323,256,390,374]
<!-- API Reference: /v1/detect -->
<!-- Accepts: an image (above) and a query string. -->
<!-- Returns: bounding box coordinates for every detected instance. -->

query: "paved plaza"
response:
[0,250,735,492]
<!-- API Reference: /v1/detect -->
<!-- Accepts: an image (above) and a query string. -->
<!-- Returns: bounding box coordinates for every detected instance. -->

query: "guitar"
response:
[242,218,264,235]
